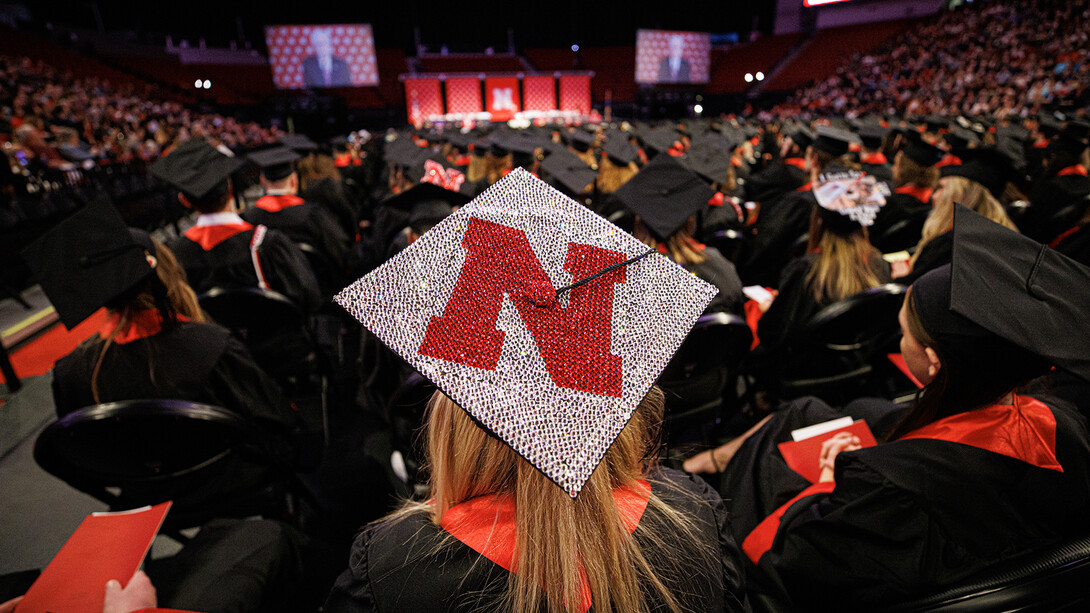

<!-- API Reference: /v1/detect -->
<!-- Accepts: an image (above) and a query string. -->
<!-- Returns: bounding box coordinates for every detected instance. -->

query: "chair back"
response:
[198,286,314,380]
[34,400,254,509]
[659,312,752,422]
[777,284,907,404]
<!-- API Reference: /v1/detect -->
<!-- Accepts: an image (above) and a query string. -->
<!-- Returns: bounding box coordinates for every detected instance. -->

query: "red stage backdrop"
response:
[265,24,378,89]
[485,76,521,122]
[522,75,557,112]
[559,75,591,114]
[404,78,444,125]
[445,77,483,114]
[634,29,711,84]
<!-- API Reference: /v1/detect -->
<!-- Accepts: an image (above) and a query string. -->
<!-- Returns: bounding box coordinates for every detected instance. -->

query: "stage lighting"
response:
[756,72,765,81]
[194,79,202,88]
[744,73,753,83]
[694,104,703,114]
[203,80,211,89]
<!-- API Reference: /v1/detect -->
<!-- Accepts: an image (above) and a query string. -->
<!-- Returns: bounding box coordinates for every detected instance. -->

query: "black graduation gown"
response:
[753,252,891,358]
[300,177,361,238]
[1053,223,1090,267]
[725,395,1090,610]
[324,467,749,613]
[686,246,745,315]
[168,223,322,314]
[739,189,815,287]
[896,230,953,285]
[52,320,297,434]
[869,191,930,254]
[242,195,350,295]
[1023,172,1090,243]
[744,159,808,206]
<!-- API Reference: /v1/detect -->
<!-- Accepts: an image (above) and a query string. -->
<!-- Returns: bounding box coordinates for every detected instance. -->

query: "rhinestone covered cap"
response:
[336,168,716,497]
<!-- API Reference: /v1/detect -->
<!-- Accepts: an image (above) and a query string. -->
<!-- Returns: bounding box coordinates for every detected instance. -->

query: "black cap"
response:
[385,137,431,168]
[858,125,889,150]
[685,145,730,184]
[148,139,244,201]
[941,147,1012,199]
[924,115,947,133]
[563,129,595,152]
[1054,119,1090,155]
[277,134,318,153]
[912,205,1090,383]
[611,154,716,240]
[811,126,857,157]
[902,138,946,167]
[248,146,301,182]
[640,126,681,154]
[602,135,639,165]
[540,148,598,195]
[812,168,890,231]
[22,196,158,329]
[445,131,475,150]
[381,180,471,214]
[1038,113,1065,137]
[945,126,981,150]
[787,126,814,152]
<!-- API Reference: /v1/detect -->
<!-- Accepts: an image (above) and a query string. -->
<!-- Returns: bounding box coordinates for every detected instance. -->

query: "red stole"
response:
[784,157,806,170]
[1057,164,1088,177]
[184,221,253,251]
[99,310,191,344]
[861,152,888,165]
[895,184,933,203]
[254,194,306,212]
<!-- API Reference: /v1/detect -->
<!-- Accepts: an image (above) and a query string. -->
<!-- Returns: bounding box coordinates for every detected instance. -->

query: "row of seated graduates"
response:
[357,111,1090,466]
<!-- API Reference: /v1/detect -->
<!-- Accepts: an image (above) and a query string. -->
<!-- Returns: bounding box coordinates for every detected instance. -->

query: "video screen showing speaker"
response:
[635,29,711,85]
[265,24,378,89]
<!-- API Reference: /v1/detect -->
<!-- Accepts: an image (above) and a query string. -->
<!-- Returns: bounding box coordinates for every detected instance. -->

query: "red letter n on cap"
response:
[418,217,626,397]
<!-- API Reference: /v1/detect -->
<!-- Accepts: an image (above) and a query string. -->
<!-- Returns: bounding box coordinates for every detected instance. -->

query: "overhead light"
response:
[756,72,765,81]
[202,80,211,89]
[194,79,202,88]
[571,44,579,52]
[744,73,753,83]
[694,104,703,114]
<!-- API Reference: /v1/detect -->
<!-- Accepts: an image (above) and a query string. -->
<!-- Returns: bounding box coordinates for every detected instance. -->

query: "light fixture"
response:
[756,72,765,81]
[744,73,753,83]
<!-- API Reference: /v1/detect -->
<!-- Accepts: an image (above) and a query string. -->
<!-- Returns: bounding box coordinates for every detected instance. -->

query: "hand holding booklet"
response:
[15,502,171,613]
[778,417,877,483]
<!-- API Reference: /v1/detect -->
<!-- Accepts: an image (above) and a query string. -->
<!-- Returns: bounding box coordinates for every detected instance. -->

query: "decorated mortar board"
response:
[540,148,598,195]
[811,126,857,157]
[941,147,1012,199]
[812,168,890,232]
[410,154,479,197]
[911,205,1090,383]
[148,139,244,201]
[277,133,318,154]
[248,146,300,182]
[335,169,716,497]
[22,196,158,330]
[612,154,717,241]
[902,137,945,167]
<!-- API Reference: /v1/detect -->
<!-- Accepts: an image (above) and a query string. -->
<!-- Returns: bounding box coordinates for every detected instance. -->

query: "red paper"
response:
[778,421,877,484]
[16,502,171,613]
[887,353,925,389]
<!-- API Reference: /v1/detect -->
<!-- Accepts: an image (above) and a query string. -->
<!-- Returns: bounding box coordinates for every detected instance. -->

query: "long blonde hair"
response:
[392,387,714,613]
[911,176,1018,266]
[805,208,883,303]
[633,217,706,266]
[91,238,205,403]
[596,155,639,194]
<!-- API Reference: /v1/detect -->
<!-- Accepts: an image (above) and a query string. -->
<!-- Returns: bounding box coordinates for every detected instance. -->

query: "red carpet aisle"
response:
[0,308,108,387]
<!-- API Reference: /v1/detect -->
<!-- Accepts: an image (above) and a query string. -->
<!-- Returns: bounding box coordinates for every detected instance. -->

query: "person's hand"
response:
[103,570,157,613]
[0,596,22,613]
[818,432,862,483]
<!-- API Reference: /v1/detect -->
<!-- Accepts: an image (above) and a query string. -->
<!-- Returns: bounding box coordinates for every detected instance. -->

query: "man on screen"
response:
[657,34,691,83]
[303,28,351,87]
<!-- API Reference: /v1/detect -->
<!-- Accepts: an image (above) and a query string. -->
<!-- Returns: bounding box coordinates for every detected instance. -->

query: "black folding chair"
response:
[774,284,908,406]
[34,399,316,537]
[658,312,753,446]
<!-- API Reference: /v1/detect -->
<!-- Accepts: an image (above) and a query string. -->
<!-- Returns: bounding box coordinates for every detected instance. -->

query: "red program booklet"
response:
[16,502,171,613]
[778,420,877,484]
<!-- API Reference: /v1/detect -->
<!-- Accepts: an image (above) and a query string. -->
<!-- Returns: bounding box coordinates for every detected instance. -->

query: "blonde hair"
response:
[296,153,341,191]
[911,176,1018,267]
[597,155,639,194]
[805,208,883,303]
[389,387,714,613]
[892,150,939,189]
[91,239,205,403]
[633,217,706,266]
[485,152,513,185]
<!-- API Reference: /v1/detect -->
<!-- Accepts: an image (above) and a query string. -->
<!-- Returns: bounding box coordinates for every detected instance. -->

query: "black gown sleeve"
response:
[688,247,746,315]
[754,256,815,357]
[324,524,380,613]
[202,335,300,436]
[257,229,323,313]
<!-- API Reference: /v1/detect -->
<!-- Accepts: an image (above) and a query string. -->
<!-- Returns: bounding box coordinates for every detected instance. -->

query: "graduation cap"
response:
[385,137,432,168]
[945,126,981,150]
[811,126,858,157]
[787,126,814,152]
[912,205,1090,383]
[277,133,318,154]
[22,196,158,330]
[640,126,681,155]
[858,125,889,150]
[902,138,946,167]
[563,129,595,152]
[335,168,716,497]
[1038,113,1065,137]
[248,146,300,182]
[382,180,471,215]
[1054,120,1090,155]
[540,148,598,195]
[148,139,244,201]
[612,154,717,240]
[445,131,475,150]
[602,134,639,165]
[812,168,890,231]
[411,155,479,197]
[941,147,1013,198]
[685,145,731,184]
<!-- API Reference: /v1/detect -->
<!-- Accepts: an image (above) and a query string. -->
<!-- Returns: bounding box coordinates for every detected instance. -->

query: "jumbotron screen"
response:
[265,24,379,89]
[635,29,712,85]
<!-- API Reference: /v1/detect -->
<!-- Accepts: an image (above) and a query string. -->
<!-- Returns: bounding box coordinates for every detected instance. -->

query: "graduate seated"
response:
[243,146,351,296]
[868,136,943,253]
[691,206,1090,610]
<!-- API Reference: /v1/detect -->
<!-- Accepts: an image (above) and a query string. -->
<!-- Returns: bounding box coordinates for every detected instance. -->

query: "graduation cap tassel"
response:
[554,247,657,300]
